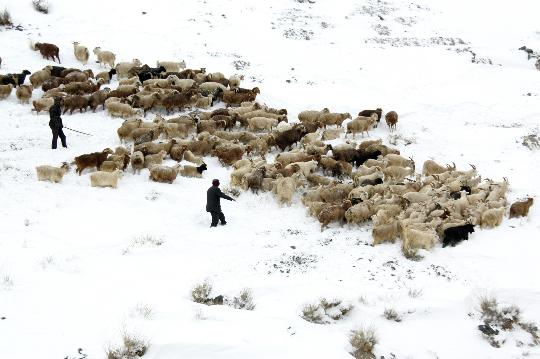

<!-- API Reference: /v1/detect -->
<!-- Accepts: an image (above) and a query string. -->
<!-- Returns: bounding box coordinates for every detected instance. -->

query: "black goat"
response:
[137,65,166,82]
[1,70,31,86]
[50,66,66,77]
[442,223,475,247]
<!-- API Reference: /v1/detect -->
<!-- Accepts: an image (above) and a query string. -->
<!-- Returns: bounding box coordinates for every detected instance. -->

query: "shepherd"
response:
[206,179,235,227]
[49,97,67,149]
[49,97,67,150]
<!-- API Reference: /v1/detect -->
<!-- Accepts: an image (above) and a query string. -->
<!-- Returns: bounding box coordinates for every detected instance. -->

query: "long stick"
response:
[63,127,93,136]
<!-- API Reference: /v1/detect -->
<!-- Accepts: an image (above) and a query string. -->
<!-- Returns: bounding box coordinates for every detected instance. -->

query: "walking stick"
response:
[63,127,93,136]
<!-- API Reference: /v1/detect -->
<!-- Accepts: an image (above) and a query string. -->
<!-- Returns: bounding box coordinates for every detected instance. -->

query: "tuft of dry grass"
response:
[383,308,402,322]
[407,288,423,298]
[349,327,377,359]
[301,303,326,324]
[131,303,154,320]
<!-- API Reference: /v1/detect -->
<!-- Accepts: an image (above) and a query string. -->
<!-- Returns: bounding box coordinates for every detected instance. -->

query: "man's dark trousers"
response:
[210,211,226,227]
[51,127,67,149]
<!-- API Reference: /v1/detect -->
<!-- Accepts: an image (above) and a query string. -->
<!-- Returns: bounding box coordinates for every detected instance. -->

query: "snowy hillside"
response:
[1,0,539,358]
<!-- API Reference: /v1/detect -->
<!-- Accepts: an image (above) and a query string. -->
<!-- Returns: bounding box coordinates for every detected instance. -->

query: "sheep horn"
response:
[469,164,476,170]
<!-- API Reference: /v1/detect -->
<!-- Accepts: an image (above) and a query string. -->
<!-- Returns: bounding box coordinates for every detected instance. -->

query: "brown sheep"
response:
[317,200,352,231]
[16,85,33,104]
[385,111,398,132]
[221,87,260,106]
[214,144,246,166]
[509,198,534,218]
[117,119,143,141]
[33,42,61,63]
[64,80,102,95]
[132,92,160,115]
[42,77,69,92]
[73,148,113,175]
[62,95,89,114]
[161,89,198,113]
[319,112,352,129]
[274,125,308,151]
[170,144,188,161]
[89,88,111,111]
[64,71,89,83]
[0,84,14,99]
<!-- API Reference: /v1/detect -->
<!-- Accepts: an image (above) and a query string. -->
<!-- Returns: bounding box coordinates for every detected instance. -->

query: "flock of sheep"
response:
[1,40,534,256]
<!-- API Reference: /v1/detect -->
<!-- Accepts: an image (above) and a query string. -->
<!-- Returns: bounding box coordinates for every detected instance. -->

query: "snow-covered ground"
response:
[1,0,539,358]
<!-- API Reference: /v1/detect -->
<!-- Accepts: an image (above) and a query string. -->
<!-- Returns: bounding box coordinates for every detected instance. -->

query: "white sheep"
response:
[480,207,505,228]
[179,163,207,178]
[422,160,454,176]
[228,74,244,90]
[106,101,141,118]
[93,47,116,68]
[372,220,400,245]
[346,114,377,138]
[32,97,54,114]
[402,191,432,204]
[247,117,278,132]
[288,160,317,177]
[143,78,171,88]
[402,226,438,252]
[345,202,373,224]
[144,150,167,169]
[131,151,145,174]
[298,108,329,124]
[72,42,89,65]
[167,76,195,91]
[198,82,227,95]
[119,76,142,86]
[116,59,142,78]
[157,60,186,72]
[274,175,296,205]
[36,162,70,183]
[196,95,213,109]
[29,66,52,88]
[383,165,414,183]
[183,150,204,165]
[90,170,123,188]
[150,164,180,183]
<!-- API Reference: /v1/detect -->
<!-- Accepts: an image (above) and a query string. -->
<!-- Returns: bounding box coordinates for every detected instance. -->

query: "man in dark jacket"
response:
[49,97,67,149]
[206,179,234,227]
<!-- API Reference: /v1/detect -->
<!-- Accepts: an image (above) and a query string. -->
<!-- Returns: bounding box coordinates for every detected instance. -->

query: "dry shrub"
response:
[32,0,49,14]
[232,288,255,310]
[301,298,353,324]
[349,327,377,359]
[477,296,539,348]
[107,331,149,359]
[191,280,212,304]
[0,9,12,26]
